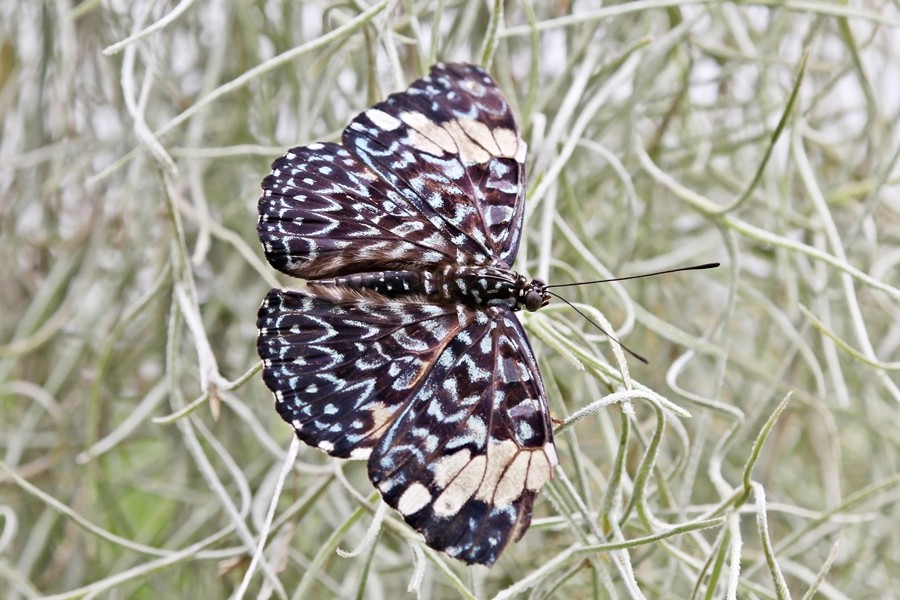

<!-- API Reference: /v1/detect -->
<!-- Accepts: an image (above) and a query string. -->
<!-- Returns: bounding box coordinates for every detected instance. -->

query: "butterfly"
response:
[256,62,558,566]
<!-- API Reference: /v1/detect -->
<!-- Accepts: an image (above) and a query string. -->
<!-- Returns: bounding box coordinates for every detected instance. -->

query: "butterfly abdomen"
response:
[307,270,430,303]
[307,264,546,311]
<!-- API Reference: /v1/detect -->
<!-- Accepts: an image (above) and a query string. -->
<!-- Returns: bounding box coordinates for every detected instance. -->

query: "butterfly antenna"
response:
[546,290,648,364]
[546,262,720,290]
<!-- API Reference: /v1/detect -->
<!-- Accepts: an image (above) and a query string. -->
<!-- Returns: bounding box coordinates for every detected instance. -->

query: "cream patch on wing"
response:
[525,443,557,491]
[473,440,518,503]
[396,111,523,165]
[430,440,558,515]
[406,130,445,156]
[397,482,432,515]
[399,111,453,155]
[366,108,402,131]
[433,454,487,516]
[440,119,491,164]
[459,118,502,155]
[400,112,456,156]
[514,138,527,163]
[492,127,520,158]
[493,451,531,506]
[433,448,473,487]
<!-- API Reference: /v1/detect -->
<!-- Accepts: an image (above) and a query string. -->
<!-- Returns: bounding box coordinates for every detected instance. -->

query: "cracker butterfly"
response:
[257,63,557,566]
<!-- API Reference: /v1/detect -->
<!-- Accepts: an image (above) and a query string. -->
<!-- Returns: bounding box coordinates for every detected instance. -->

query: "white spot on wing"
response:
[350,447,372,460]
[367,401,395,433]
[544,442,559,467]
[366,108,402,130]
[397,483,432,515]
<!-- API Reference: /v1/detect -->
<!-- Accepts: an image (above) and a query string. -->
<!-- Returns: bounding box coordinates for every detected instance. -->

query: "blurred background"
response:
[1,1,898,598]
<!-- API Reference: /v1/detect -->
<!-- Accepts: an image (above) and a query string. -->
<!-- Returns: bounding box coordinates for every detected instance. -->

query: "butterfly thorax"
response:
[308,265,549,312]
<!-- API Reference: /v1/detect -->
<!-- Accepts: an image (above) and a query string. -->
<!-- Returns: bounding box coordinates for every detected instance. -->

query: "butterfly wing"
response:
[258,63,527,280]
[257,289,557,565]
[344,63,527,268]
[257,288,462,458]
[258,142,458,279]
[369,304,557,566]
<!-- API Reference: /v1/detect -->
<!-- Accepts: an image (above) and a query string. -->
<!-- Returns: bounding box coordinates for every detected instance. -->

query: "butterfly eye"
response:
[524,289,544,312]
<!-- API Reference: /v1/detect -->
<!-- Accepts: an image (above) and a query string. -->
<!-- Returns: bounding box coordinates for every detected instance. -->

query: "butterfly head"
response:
[517,276,549,312]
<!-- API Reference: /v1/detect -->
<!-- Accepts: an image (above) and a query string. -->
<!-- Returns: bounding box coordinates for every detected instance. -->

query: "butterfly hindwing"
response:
[257,288,465,459]
[368,305,557,565]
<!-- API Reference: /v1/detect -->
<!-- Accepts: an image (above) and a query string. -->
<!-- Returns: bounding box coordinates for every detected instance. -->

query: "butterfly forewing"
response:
[256,63,556,566]
[258,143,456,279]
[344,63,527,268]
